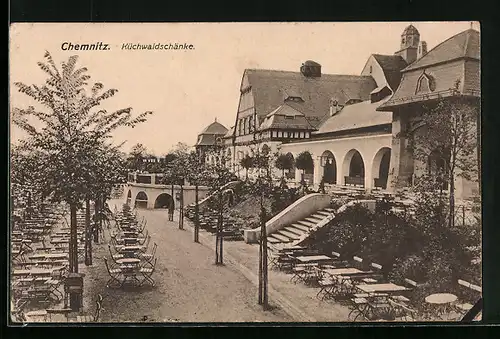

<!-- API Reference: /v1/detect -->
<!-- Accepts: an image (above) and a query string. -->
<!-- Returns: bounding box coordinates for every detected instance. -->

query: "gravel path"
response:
[82,201,292,322]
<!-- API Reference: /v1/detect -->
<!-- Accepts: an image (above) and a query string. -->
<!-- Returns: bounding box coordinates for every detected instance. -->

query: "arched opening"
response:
[428,149,449,190]
[285,152,296,180]
[154,193,174,209]
[343,150,365,187]
[320,150,337,184]
[135,191,148,209]
[126,190,132,205]
[297,151,314,184]
[372,148,391,189]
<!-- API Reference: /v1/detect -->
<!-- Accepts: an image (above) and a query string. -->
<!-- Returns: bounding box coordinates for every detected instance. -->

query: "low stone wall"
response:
[243,193,331,243]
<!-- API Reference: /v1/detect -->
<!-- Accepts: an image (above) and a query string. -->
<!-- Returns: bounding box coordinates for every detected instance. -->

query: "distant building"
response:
[194,119,229,165]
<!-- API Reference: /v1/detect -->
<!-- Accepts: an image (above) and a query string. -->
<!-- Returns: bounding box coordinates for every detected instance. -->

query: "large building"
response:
[196,25,480,199]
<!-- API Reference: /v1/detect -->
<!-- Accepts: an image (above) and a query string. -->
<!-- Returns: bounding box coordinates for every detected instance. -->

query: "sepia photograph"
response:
[9,21,481,324]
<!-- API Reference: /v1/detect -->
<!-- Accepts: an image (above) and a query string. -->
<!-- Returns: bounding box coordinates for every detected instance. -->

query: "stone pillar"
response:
[337,153,347,186]
[313,157,322,189]
[295,167,302,186]
[151,173,156,185]
[364,158,374,193]
[387,112,414,191]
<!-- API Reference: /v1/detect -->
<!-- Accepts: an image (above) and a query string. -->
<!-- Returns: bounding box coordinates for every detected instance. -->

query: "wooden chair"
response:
[139,243,157,263]
[108,244,124,261]
[353,256,364,269]
[139,258,157,287]
[103,257,122,288]
[454,279,482,319]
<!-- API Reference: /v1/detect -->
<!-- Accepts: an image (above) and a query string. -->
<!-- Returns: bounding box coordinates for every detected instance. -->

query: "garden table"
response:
[323,267,363,276]
[424,293,458,320]
[29,253,68,261]
[356,283,408,294]
[295,255,333,264]
[116,258,141,266]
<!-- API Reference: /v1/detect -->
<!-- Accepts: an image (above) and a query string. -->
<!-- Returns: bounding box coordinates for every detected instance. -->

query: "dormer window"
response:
[284,115,295,120]
[284,96,304,102]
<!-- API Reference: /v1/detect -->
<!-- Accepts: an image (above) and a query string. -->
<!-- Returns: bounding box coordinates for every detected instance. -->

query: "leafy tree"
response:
[295,151,314,187]
[240,155,254,181]
[12,52,152,279]
[275,153,295,179]
[127,143,148,171]
[410,80,479,227]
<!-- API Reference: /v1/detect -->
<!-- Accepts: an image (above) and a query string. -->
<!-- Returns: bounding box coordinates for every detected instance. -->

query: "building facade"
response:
[196,25,480,199]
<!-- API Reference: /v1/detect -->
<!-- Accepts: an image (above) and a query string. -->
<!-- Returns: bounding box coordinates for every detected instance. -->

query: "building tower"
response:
[395,24,421,65]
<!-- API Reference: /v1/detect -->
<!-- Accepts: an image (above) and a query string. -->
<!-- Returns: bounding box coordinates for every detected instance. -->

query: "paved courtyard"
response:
[81,200,293,322]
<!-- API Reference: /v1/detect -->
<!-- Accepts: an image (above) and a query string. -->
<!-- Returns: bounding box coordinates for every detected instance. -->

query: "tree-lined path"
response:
[82,200,291,322]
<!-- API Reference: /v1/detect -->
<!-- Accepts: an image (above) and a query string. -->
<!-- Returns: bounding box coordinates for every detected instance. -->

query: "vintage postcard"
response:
[9,22,481,323]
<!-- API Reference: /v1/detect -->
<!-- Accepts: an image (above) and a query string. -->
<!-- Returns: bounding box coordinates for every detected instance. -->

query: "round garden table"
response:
[424,293,458,320]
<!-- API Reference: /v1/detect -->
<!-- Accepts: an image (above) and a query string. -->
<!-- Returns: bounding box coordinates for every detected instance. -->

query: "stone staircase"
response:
[267,207,336,247]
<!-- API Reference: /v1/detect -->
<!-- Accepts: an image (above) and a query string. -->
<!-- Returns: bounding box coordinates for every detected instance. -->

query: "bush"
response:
[306,193,481,300]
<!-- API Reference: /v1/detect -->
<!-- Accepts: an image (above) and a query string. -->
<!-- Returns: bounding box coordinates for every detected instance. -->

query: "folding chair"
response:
[139,243,157,263]
[103,257,123,288]
[139,258,157,287]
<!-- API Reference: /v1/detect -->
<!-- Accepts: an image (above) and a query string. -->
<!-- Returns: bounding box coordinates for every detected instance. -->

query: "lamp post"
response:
[179,176,184,230]
[255,147,270,310]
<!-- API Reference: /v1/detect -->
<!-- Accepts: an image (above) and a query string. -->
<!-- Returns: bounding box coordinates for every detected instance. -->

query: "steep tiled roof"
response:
[245,69,377,128]
[403,29,480,71]
[223,126,235,139]
[195,134,218,146]
[372,54,408,91]
[259,104,316,131]
[316,98,392,134]
[200,121,229,135]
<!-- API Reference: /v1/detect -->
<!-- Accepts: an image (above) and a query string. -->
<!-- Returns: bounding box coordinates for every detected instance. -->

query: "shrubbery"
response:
[304,193,481,309]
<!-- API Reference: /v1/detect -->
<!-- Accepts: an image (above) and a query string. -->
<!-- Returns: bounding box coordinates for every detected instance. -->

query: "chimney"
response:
[329,99,342,116]
[300,60,322,78]
[417,41,428,60]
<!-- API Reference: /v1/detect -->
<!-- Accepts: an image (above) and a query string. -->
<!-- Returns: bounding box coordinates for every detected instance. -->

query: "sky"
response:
[9,21,479,155]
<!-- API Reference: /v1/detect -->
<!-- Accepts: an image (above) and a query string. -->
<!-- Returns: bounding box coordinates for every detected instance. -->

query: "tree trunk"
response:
[84,199,92,266]
[262,218,269,309]
[194,184,199,243]
[171,183,175,221]
[258,193,264,305]
[69,203,79,273]
[449,172,455,227]
[94,199,100,244]
[179,185,184,230]
[27,191,32,219]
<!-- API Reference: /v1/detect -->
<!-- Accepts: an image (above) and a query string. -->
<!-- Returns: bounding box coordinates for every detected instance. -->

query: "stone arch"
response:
[371,147,391,189]
[154,193,174,209]
[342,149,365,186]
[135,191,148,209]
[320,150,337,184]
